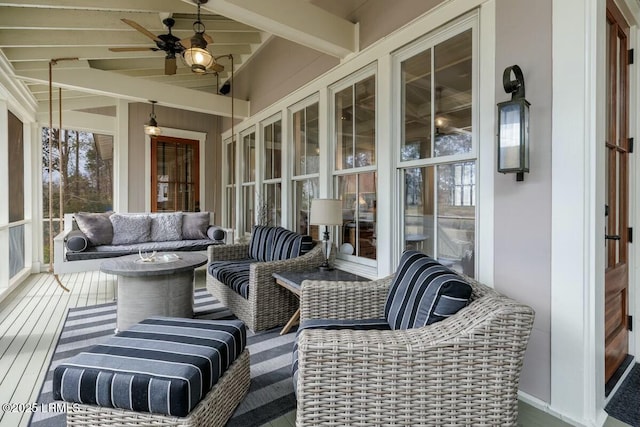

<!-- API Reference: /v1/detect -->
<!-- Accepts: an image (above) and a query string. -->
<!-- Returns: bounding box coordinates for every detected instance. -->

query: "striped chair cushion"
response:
[384,250,472,330]
[52,317,246,417]
[270,227,313,261]
[248,225,276,261]
[292,319,390,394]
[208,259,253,299]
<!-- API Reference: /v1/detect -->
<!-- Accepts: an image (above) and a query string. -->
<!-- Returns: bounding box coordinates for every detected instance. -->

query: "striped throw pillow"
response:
[384,250,472,330]
[248,225,276,261]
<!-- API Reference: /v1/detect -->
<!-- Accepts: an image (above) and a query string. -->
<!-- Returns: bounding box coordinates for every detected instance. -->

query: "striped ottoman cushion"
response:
[52,317,246,417]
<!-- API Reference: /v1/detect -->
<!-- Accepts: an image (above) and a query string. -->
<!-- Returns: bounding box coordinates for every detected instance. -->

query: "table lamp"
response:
[310,198,342,270]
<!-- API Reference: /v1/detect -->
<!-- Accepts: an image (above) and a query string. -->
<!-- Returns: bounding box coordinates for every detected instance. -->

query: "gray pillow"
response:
[207,226,226,242]
[74,212,113,246]
[65,230,88,252]
[110,214,151,245]
[182,212,210,239]
[150,212,183,242]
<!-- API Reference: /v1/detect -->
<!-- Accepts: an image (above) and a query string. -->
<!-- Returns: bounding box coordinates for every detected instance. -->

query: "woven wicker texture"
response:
[206,242,325,331]
[296,276,534,426]
[65,349,250,427]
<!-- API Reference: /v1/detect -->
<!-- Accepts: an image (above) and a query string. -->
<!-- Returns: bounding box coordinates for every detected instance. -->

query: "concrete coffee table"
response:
[100,252,207,332]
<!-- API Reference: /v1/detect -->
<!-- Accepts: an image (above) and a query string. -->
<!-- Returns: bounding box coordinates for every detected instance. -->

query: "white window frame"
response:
[239,126,256,236]
[392,15,480,276]
[329,64,378,267]
[260,113,283,227]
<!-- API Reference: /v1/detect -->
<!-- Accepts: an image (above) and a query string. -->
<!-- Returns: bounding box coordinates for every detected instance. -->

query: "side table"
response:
[272,269,370,335]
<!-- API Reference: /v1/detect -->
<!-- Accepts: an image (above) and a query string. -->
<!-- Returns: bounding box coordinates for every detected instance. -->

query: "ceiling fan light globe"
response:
[183,46,214,72]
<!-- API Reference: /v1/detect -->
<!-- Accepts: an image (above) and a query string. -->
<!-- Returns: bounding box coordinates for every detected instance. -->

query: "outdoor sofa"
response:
[54,211,233,273]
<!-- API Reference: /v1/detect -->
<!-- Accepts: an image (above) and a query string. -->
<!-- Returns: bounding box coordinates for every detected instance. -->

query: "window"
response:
[241,129,256,235]
[332,72,377,261]
[397,26,476,277]
[41,128,113,262]
[291,100,320,238]
[261,117,282,226]
[224,136,236,229]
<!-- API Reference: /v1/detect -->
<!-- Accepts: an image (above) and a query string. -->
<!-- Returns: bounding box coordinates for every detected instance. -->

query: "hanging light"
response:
[144,100,162,136]
[183,0,214,74]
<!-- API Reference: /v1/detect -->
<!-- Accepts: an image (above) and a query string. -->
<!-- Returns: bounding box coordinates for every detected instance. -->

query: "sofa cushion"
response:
[66,239,222,261]
[292,319,390,394]
[65,229,89,252]
[270,227,311,261]
[208,259,253,299]
[182,212,210,239]
[150,212,183,242]
[384,250,472,330]
[52,317,246,417]
[74,212,113,246]
[110,214,151,245]
[248,225,276,262]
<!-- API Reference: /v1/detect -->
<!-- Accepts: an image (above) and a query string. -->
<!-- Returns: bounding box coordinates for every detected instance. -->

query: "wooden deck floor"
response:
[0,271,630,427]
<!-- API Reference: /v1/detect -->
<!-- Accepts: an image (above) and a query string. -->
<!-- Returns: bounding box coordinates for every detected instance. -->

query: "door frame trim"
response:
[145,127,206,213]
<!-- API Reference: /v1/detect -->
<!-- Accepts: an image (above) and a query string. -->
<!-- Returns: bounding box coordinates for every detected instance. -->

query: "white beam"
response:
[36,110,116,133]
[0,0,196,13]
[190,0,357,58]
[0,8,164,30]
[37,95,117,113]
[15,65,248,117]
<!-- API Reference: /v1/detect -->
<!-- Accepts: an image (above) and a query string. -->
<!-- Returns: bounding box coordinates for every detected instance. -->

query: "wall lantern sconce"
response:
[497,65,530,181]
[144,100,162,136]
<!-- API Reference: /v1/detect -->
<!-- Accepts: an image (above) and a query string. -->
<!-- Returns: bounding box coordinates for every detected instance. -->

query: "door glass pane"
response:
[227,139,235,185]
[226,186,235,229]
[243,132,256,182]
[263,182,281,226]
[243,185,255,234]
[355,76,376,167]
[401,49,431,161]
[434,29,472,157]
[335,86,352,170]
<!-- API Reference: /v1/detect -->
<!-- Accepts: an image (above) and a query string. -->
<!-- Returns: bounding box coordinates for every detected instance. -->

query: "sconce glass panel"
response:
[498,103,522,170]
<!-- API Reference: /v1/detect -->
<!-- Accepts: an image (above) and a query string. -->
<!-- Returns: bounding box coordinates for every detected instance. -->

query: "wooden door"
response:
[604,0,630,384]
[151,136,200,212]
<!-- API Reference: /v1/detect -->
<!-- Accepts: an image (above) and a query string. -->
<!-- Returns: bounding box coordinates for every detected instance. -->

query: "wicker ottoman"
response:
[52,317,250,427]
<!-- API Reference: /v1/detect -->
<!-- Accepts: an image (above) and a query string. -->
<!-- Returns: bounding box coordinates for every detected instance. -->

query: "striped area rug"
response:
[29,289,297,427]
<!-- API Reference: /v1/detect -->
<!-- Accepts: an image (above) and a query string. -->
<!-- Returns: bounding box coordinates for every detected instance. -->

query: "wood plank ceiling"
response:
[0,0,358,118]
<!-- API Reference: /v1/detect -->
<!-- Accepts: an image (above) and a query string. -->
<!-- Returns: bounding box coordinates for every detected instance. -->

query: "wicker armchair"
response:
[206,242,324,331]
[295,275,535,426]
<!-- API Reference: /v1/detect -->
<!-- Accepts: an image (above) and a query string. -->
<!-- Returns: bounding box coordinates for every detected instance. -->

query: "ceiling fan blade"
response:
[179,38,192,49]
[121,18,161,42]
[109,47,158,52]
[210,62,224,73]
[203,32,213,44]
[165,58,177,75]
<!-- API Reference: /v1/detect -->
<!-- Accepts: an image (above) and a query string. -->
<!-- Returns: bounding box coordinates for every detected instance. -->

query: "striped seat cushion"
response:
[208,259,253,299]
[270,227,313,261]
[52,317,246,417]
[292,319,390,393]
[384,250,472,330]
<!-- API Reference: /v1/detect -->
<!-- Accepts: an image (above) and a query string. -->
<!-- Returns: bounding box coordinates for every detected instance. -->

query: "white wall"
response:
[494,0,553,402]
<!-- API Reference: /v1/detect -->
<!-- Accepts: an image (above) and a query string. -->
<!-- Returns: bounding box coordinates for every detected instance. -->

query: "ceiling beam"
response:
[3,45,252,62]
[37,95,117,113]
[0,29,261,47]
[190,0,357,58]
[36,110,116,134]
[15,63,248,118]
[0,0,196,13]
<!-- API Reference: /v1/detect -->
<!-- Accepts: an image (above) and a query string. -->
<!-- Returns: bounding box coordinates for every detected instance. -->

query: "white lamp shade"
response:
[310,199,342,226]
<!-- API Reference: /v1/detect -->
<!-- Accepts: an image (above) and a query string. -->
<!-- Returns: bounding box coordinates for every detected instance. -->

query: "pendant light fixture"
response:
[183,0,215,74]
[144,100,162,136]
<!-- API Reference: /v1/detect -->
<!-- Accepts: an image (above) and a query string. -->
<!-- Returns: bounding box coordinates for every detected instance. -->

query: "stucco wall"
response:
[127,103,221,219]
[494,0,553,401]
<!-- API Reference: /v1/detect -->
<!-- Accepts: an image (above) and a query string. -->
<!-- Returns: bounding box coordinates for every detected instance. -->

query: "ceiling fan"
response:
[109,17,185,75]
